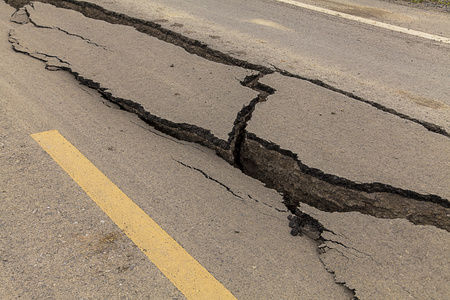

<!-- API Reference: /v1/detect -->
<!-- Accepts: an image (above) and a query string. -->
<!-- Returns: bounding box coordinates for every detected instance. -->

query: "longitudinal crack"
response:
[6,0,449,233]
[6,0,272,73]
[248,134,449,209]
[6,0,448,138]
[241,135,450,231]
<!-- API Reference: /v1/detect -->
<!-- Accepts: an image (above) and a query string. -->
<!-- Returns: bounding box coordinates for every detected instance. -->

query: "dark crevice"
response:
[241,135,450,231]
[52,25,107,49]
[288,207,324,237]
[100,89,235,162]
[320,228,416,299]
[240,73,276,97]
[6,0,449,232]
[9,0,448,140]
[129,121,189,146]
[5,0,272,73]
[231,73,276,168]
[11,32,235,160]
[6,0,448,140]
[247,133,449,209]
[50,67,237,162]
[6,1,447,295]
[228,96,260,168]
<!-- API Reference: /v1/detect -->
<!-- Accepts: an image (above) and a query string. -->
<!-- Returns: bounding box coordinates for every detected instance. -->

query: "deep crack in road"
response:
[4,0,450,298]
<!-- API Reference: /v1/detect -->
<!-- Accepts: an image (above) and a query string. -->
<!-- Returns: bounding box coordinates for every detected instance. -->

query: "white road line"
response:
[274,0,450,44]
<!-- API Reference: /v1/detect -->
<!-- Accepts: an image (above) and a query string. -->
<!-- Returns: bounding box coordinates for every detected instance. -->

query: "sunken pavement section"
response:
[6,1,450,299]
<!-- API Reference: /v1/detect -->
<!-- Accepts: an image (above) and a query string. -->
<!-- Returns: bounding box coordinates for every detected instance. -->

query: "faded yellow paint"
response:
[397,90,449,109]
[248,19,294,32]
[31,130,237,300]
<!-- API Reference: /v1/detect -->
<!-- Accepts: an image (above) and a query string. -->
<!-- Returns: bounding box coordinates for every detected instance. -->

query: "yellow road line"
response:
[31,130,236,300]
[275,0,450,44]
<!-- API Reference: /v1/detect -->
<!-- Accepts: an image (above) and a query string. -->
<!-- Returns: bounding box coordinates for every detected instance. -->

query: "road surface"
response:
[1,0,449,299]
[77,0,450,133]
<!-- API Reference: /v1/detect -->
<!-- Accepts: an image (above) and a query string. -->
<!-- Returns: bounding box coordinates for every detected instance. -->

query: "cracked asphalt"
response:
[1,0,450,299]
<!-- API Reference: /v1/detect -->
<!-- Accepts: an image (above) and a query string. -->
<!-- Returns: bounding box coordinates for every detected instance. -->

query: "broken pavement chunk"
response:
[298,203,450,300]
[242,73,450,230]
[248,73,450,199]
[9,2,258,161]
[10,7,29,24]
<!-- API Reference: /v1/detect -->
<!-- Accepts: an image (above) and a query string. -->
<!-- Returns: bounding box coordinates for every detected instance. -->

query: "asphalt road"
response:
[83,0,450,133]
[1,0,449,299]
[0,3,354,298]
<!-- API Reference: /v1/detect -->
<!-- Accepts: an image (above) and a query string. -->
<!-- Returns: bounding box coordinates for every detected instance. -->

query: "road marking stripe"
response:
[31,130,236,300]
[274,0,450,44]
[249,18,294,31]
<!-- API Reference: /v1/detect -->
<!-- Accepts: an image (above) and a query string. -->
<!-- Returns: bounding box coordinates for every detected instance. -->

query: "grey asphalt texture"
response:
[2,1,450,299]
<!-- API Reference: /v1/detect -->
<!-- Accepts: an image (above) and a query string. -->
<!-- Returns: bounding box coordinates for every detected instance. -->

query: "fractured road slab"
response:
[250,73,450,199]
[243,73,450,230]
[298,203,450,299]
[9,2,258,160]
[3,1,450,298]
[0,1,351,296]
